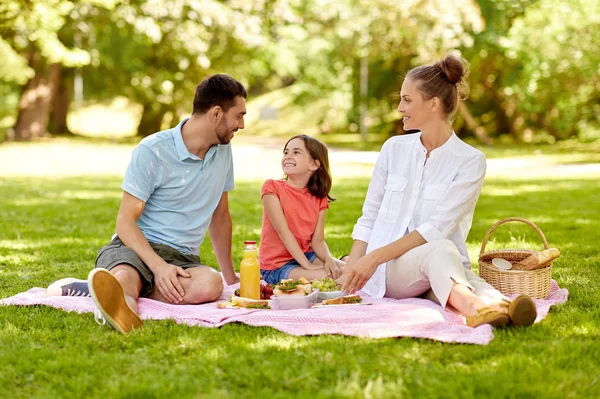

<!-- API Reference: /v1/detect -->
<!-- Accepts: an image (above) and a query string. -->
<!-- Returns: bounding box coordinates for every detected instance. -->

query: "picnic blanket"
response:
[0,279,568,345]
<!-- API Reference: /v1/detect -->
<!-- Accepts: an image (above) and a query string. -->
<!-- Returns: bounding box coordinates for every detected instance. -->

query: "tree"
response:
[505,0,600,141]
[83,0,271,136]
[0,0,112,141]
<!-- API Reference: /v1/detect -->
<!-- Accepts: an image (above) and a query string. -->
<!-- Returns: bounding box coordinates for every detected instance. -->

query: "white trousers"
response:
[385,239,506,308]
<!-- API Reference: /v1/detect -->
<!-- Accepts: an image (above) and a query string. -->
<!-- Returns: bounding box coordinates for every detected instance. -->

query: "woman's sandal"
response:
[465,307,510,328]
[501,295,537,326]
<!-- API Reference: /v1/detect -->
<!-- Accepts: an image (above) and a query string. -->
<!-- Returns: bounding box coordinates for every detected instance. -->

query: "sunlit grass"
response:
[0,146,599,397]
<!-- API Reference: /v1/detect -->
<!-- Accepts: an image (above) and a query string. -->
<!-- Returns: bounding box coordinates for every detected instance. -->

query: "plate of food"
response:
[218,283,275,309]
[270,277,319,310]
[311,277,344,301]
[217,295,271,309]
[233,282,275,300]
[311,294,371,308]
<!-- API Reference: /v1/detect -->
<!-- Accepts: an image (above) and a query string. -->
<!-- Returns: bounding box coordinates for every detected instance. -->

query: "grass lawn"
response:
[1,146,599,398]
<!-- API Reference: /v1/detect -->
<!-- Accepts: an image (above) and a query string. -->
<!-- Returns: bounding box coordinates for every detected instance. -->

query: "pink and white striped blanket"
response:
[1,279,567,345]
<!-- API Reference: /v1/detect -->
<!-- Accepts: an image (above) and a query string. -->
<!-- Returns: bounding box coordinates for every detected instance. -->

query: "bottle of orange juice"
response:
[239,240,260,300]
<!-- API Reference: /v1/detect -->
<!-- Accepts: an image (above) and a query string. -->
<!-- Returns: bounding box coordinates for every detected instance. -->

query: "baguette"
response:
[322,295,362,305]
[515,248,560,270]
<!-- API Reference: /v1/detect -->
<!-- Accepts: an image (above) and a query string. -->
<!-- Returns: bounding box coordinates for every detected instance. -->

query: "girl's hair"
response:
[406,53,469,118]
[283,134,335,202]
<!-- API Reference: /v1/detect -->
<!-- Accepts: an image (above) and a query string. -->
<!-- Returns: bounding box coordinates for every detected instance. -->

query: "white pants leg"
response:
[464,269,507,304]
[385,239,506,308]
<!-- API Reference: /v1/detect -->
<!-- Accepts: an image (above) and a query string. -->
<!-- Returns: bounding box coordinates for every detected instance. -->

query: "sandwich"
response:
[322,294,362,305]
[236,300,270,309]
[217,296,271,309]
[273,277,312,297]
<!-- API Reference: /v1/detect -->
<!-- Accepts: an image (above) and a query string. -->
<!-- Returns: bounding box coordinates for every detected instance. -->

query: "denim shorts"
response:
[260,251,317,284]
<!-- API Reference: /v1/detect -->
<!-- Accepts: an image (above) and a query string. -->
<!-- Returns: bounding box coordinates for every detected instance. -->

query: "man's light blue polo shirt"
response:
[121,118,234,255]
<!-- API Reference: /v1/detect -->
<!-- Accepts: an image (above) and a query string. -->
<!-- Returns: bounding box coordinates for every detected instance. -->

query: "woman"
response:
[340,53,536,328]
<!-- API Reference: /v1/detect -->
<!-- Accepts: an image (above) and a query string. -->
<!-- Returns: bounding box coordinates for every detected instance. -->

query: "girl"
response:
[259,135,345,284]
[340,53,537,328]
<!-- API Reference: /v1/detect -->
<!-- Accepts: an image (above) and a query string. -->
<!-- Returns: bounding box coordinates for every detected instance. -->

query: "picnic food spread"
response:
[273,277,312,297]
[322,295,362,305]
[311,277,342,292]
[217,295,271,309]
[219,277,365,309]
[234,283,275,300]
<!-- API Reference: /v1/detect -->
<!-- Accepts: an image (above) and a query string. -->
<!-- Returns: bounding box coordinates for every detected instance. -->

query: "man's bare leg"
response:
[110,264,143,312]
[148,266,224,304]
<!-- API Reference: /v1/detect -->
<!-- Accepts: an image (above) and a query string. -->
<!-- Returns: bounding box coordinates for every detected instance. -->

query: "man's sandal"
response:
[502,295,537,326]
[465,308,510,328]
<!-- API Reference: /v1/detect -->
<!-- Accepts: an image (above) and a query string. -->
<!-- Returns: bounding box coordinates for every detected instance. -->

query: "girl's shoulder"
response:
[261,179,286,195]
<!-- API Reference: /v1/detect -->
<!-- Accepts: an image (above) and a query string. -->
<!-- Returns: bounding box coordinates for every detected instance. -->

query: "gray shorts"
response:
[95,236,205,297]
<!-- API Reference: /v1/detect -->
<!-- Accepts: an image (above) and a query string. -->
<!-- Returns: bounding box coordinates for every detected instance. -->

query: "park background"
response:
[1,0,599,398]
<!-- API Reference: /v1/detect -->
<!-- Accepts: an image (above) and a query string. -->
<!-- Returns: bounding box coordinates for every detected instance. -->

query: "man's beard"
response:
[216,120,235,144]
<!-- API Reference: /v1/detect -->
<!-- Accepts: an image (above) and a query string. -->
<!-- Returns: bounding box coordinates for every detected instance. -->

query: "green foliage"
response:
[505,0,600,140]
[0,0,599,142]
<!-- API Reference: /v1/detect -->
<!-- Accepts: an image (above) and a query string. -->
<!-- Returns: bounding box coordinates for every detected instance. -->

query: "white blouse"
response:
[352,132,486,298]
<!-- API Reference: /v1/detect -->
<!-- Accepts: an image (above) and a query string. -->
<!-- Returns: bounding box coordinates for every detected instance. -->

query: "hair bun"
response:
[435,54,466,85]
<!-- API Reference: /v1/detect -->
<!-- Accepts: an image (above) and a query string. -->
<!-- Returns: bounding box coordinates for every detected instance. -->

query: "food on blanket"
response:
[236,300,270,309]
[311,277,342,292]
[262,283,275,299]
[273,277,312,297]
[514,248,560,270]
[322,294,362,305]
[217,295,271,309]
[234,283,275,300]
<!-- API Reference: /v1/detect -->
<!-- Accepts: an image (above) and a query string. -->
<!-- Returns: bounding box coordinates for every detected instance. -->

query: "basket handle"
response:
[479,217,549,256]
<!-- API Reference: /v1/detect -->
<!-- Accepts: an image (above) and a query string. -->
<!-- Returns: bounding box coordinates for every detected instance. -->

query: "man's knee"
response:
[183,267,224,304]
[108,264,143,292]
[111,264,140,281]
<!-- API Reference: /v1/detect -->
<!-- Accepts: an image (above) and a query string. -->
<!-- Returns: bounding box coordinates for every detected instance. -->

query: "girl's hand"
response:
[341,254,379,294]
[325,256,342,279]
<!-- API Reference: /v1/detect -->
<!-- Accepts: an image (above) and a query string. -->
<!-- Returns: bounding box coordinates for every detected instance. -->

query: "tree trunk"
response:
[457,102,493,145]
[49,67,74,136]
[137,102,166,137]
[359,54,368,141]
[13,51,61,141]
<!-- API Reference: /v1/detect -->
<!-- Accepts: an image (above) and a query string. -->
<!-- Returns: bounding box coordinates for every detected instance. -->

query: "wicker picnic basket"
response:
[478,217,552,299]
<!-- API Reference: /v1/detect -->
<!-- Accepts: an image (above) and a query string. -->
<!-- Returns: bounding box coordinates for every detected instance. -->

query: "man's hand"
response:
[153,263,191,303]
[341,254,379,294]
[325,256,342,279]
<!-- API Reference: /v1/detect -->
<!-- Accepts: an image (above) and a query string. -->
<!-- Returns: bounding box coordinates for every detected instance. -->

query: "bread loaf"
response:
[515,248,560,270]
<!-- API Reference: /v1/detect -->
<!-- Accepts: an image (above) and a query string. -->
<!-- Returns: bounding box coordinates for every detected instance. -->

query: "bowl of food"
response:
[270,277,319,310]
[312,277,344,301]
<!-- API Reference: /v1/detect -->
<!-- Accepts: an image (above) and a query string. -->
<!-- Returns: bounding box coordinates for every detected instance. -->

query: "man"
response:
[47,74,246,333]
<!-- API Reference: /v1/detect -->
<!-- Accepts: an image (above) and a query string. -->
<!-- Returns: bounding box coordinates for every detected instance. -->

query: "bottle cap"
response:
[244,240,257,245]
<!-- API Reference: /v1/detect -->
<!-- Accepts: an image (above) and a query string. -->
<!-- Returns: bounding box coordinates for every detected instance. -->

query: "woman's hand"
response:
[341,253,379,294]
[153,263,191,303]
